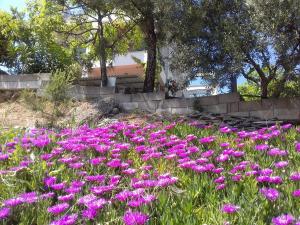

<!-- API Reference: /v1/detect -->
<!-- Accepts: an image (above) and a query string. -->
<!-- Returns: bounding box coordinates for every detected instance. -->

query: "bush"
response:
[20,89,46,112]
[45,69,73,103]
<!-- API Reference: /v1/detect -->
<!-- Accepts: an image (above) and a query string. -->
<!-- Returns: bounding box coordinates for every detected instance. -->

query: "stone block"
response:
[160,99,193,109]
[272,98,300,109]
[250,110,274,120]
[218,93,240,104]
[119,102,139,112]
[239,101,263,111]
[131,93,145,102]
[194,95,219,106]
[114,93,131,103]
[100,87,115,95]
[143,92,165,101]
[137,101,158,113]
[202,104,227,114]
[156,108,173,114]
[171,107,195,114]
[261,99,274,110]
[228,102,239,113]
[227,112,250,117]
[274,109,300,120]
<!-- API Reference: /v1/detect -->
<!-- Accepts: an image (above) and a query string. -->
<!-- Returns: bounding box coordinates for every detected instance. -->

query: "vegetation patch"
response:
[0,119,300,224]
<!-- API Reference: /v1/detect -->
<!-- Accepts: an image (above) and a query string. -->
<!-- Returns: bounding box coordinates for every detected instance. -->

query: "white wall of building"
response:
[93,51,147,67]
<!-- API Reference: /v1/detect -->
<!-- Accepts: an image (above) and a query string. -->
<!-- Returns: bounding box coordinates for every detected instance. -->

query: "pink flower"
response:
[47,203,69,215]
[296,142,300,152]
[221,204,240,214]
[274,161,289,169]
[82,208,98,220]
[260,188,280,201]
[123,211,149,225]
[272,214,294,225]
[290,172,300,181]
[50,214,78,225]
[199,136,215,144]
[255,144,269,151]
[0,207,10,219]
[292,189,300,197]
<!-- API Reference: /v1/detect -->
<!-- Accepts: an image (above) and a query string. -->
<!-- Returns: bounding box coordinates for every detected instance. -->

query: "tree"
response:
[0,2,77,74]
[51,0,142,87]
[0,10,17,69]
[116,0,174,92]
[239,71,300,100]
[171,0,300,98]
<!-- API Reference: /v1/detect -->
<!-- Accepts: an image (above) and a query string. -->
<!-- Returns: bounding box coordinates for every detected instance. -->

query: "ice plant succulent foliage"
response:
[0,120,299,224]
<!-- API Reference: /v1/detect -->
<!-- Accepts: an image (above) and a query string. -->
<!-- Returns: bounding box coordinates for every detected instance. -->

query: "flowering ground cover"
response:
[0,118,300,225]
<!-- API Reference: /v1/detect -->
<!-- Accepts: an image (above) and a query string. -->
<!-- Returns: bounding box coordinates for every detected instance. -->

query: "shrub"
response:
[45,70,72,103]
[20,89,46,112]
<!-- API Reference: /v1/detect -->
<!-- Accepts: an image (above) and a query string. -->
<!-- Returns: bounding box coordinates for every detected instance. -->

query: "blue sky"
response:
[0,0,26,11]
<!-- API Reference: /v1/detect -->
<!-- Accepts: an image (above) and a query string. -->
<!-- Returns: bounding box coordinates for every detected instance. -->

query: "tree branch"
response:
[241,68,259,84]
[107,22,138,49]
[244,53,266,80]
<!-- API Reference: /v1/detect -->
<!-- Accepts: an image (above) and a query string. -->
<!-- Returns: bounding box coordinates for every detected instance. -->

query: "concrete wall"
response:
[0,73,50,90]
[68,86,115,100]
[116,92,300,121]
[116,92,240,114]
[0,73,298,121]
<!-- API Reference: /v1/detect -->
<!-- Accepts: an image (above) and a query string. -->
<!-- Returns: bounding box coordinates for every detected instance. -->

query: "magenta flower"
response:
[44,176,57,187]
[216,184,226,190]
[50,214,78,225]
[255,144,269,151]
[272,214,294,225]
[232,174,242,182]
[20,192,38,204]
[199,136,215,144]
[260,188,280,201]
[115,190,133,202]
[214,176,225,184]
[216,154,229,162]
[85,175,106,183]
[58,194,74,202]
[86,198,107,210]
[4,197,24,207]
[221,204,240,214]
[0,207,10,219]
[123,211,149,225]
[82,208,98,220]
[296,142,300,152]
[77,194,97,205]
[47,203,69,215]
[292,189,300,197]
[0,154,9,161]
[201,150,214,158]
[290,172,300,181]
[274,161,289,169]
[90,157,106,165]
[51,182,66,191]
[281,124,292,130]
[260,168,273,176]
[40,192,55,200]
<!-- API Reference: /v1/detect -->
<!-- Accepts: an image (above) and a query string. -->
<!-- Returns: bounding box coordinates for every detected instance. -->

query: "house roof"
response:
[88,64,144,78]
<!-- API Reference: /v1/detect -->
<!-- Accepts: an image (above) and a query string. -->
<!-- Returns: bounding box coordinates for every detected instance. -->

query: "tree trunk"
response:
[261,78,268,98]
[97,18,108,87]
[229,74,238,93]
[143,16,157,93]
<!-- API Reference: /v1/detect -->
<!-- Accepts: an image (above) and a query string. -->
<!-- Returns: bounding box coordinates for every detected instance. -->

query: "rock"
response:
[111,107,120,115]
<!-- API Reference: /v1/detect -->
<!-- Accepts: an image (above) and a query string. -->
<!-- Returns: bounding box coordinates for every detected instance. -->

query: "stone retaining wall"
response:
[0,74,299,120]
[116,92,300,121]
[0,74,50,90]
